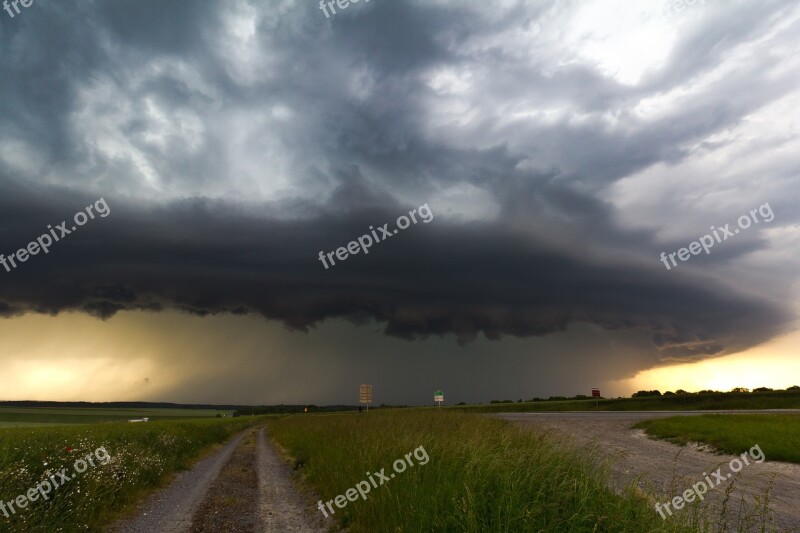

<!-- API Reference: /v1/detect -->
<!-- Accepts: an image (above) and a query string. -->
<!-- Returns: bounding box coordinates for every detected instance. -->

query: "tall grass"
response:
[0,416,267,531]
[634,414,800,464]
[269,410,694,532]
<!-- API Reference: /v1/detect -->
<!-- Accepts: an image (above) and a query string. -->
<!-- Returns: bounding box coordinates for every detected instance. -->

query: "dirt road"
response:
[112,427,329,532]
[498,411,800,532]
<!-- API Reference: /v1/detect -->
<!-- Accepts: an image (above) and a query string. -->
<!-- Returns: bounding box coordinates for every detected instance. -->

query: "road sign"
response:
[359,384,373,409]
[591,388,601,398]
[434,390,444,406]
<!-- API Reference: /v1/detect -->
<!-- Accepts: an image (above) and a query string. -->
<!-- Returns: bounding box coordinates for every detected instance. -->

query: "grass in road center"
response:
[269,410,697,532]
[189,428,260,531]
[634,414,800,464]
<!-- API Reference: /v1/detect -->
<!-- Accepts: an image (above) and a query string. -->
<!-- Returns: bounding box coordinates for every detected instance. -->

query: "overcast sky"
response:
[1,0,798,405]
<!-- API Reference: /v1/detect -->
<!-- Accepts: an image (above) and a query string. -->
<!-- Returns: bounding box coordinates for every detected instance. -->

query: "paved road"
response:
[498,411,800,532]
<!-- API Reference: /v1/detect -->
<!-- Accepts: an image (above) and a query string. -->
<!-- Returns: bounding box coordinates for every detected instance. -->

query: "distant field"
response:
[0,407,233,427]
[451,390,800,413]
[634,414,800,464]
[0,416,268,531]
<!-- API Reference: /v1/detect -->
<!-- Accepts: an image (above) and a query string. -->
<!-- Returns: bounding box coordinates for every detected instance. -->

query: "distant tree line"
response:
[487,394,597,403]
[233,405,357,416]
[484,386,800,405]
[232,403,411,416]
[0,400,243,409]
[631,385,799,397]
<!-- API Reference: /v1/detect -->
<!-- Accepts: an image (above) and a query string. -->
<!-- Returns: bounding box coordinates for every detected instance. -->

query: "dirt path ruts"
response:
[112,430,248,533]
[190,429,261,532]
[111,427,331,532]
[498,412,800,533]
[256,427,330,532]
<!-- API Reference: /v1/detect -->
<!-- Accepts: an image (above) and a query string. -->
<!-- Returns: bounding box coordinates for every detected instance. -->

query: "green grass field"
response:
[269,410,704,532]
[634,414,800,464]
[0,416,267,531]
[0,407,233,427]
[451,389,800,413]
[1,408,787,532]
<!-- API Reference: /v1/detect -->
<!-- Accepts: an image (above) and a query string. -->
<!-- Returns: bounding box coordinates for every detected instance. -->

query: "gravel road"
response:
[256,428,329,532]
[111,427,330,532]
[498,411,800,532]
[111,431,248,533]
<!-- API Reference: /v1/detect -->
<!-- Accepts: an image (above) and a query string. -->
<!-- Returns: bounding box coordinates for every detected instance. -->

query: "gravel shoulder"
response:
[498,411,800,532]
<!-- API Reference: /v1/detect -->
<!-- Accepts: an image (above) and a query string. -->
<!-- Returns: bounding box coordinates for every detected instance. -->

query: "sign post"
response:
[434,390,444,407]
[591,388,601,408]
[359,384,373,412]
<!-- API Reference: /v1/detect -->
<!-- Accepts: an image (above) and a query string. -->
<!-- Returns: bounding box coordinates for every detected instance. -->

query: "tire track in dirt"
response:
[111,427,331,532]
[256,427,330,532]
[189,429,260,532]
[112,430,248,533]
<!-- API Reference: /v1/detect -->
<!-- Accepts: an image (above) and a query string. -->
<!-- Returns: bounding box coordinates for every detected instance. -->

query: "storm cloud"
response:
[1,0,799,389]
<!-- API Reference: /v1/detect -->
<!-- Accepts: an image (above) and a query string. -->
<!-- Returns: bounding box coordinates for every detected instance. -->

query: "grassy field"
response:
[452,389,800,413]
[0,416,267,531]
[634,414,800,464]
[0,407,233,427]
[269,410,701,532]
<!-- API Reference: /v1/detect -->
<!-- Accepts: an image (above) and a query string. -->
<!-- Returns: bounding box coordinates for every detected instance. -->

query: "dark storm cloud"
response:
[0,0,797,364]
[0,177,787,359]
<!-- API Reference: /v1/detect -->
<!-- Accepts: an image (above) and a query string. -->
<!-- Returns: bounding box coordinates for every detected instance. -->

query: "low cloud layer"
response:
[0,178,787,359]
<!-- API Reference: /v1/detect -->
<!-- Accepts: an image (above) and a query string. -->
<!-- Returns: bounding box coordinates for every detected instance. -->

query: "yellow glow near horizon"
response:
[3,357,162,401]
[1,310,798,402]
[0,312,183,402]
[617,330,800,394]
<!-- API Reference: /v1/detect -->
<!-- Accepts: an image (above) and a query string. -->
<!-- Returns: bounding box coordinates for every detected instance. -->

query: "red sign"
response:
[591,388,601,398]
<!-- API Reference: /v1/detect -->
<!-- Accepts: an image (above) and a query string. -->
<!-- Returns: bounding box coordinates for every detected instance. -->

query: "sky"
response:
[0,0,798,405]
